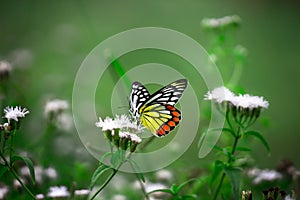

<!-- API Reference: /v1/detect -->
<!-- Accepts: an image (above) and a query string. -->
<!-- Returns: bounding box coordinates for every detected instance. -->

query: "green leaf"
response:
[11,155,35,184]
[224,167,241,200]
[177,178,199,193]
[100,152,112,164]
[0,165,8,178]
[181,194,198,199]
[171,184,179,194]
[147,189,173,195]
[110,149,124,168]
[235,146,252,152]
[244,130,271,155]
[126,158,145,183]
[210,160,225,185]
[90,164,111,189]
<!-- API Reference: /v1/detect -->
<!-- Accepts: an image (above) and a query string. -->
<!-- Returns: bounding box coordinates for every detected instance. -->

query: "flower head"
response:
[204,86,235,103]
[47,186,70,198]
[204,87,269,127]
[0,185,9,199]
[248,168,282,185]
[44,99,69,120]
[231,94,269,109]
[74,189,90,196]
[96,114,143,152]
[4,106,29,123]
[201,15,241,30]
[0,60,12,81]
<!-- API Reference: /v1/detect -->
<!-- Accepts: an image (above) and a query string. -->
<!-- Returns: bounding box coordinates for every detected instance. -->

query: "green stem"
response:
[90,168,118,200]
[135,173,149,200]
[9,130,16,164]
[213,128,240,200]
[0,152,36,199]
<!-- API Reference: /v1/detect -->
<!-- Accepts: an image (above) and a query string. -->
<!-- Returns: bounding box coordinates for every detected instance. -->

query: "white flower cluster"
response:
[248,168,282,185]
[19,165,58,184]
[0,60,12,80]
[204,86,269,109]
[3,106,29,123]
[96,114,142,152]
[201,15,241,29]
[44,99,69,119]
[205,86,269,127]
[44,99,73,131]
[96,114,143,133]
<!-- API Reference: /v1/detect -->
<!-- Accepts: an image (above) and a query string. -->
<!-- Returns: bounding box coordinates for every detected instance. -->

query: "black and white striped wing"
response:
[144,79,188,107]
[129,81,150,119]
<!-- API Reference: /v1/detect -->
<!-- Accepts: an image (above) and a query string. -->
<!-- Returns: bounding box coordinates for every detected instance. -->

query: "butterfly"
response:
[129,79,188,137]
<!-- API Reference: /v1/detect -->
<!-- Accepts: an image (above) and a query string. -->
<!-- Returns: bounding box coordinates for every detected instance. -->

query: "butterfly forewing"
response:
[129,82,150,119]
[143,79,187,106]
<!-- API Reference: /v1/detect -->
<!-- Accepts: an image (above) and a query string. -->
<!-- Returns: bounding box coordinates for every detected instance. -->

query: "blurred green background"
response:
[1,0,300,186]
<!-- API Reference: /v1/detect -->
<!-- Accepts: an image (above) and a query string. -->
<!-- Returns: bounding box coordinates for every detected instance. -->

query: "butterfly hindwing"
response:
[129,79,187,137]
[139,104,181,137]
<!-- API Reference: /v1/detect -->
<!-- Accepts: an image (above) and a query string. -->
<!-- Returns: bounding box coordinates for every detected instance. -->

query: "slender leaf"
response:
[126,158,145,182]
[198,130,208,148]
[171,184,179,194]
[177,178,199,193]
[11,155,35,184]
[224,167,241,200]
[235,146,252,152]
[181,194,198,199]
[210,160,225,185]
[100,152,112,164]
[147,189,173,195]
[90,164,111,189]
[244,130,271,155]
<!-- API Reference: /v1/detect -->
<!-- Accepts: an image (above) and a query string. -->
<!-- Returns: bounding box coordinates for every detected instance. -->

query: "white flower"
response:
[129,133,142,143]
[231,94,269,109]
[156,170,173,182]
[202,15,241,29]
[145,182,168,199]
[248,168,282,184]
[0,60,12,80]
[204,86,235,103]
[56,113,73,131]
[96,114,143,133]
[47,186,70,198]
[0,185,9,199]
[44,99,69,118]
[74,189,90,196]
[20,165,43,184]
[4,106,29,123]
[285,195,295,200]
[96,116,117,131]
[44,167,58,180]
[36,194,45,199]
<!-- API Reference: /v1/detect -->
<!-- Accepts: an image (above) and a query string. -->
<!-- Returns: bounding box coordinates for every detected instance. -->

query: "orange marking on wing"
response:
[173,117,180,122]
[157,128,165,136]
[163,125,170,132]
[172,111,180,117]
[166,105,176,110]
[168,121,176,127]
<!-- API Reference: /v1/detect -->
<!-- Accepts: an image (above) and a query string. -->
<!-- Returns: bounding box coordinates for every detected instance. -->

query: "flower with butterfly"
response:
[90,79,188,199]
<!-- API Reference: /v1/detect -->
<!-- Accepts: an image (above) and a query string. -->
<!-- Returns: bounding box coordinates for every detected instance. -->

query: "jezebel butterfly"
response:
[129,79,188,137]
